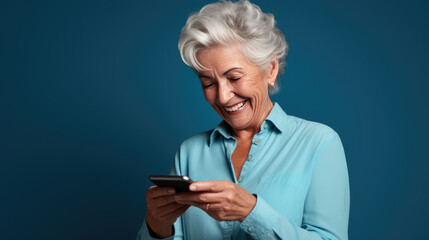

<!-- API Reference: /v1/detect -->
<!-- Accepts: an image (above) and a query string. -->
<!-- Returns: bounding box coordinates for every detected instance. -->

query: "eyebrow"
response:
[223,67,242,75]
[198,67,243,79]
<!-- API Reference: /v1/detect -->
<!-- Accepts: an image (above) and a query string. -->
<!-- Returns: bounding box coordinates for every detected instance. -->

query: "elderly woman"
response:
[138,0,349,239]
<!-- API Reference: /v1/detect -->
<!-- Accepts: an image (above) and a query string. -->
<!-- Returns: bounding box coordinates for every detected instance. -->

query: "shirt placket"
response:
[237,122,268,187]
[232,122,269,238]
[223,123,269,239]
[221,137,238,239]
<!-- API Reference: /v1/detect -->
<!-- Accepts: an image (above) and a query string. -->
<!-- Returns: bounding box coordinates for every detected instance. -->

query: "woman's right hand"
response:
[145,186,190,238]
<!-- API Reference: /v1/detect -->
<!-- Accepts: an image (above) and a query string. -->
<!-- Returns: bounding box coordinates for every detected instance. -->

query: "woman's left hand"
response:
[174,181,256,222]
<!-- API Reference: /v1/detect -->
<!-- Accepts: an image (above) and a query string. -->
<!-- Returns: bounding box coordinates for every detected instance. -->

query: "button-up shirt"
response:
[138,103,350,240]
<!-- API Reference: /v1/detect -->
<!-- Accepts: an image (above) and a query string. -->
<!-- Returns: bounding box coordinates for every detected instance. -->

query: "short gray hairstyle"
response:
[178,0,288,94]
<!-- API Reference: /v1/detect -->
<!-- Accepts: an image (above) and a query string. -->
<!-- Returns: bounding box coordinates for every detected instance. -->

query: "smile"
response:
[224,100,246,112]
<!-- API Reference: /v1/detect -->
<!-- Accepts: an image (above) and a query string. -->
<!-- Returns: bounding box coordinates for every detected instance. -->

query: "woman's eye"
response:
[229,77,241,81]
[203,83,214,88]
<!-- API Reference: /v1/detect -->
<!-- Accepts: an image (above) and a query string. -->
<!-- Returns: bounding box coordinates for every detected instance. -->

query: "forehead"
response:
[196,45,250,72]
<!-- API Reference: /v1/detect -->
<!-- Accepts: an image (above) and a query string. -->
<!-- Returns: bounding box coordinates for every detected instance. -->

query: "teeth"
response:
[225,101,245,112]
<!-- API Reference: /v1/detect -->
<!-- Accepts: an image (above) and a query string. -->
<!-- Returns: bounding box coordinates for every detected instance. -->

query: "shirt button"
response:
[248,227,253,232]
[248,155,253,160]
[254,139,261,145]
[264,124,268,129]
[238,177,244,183]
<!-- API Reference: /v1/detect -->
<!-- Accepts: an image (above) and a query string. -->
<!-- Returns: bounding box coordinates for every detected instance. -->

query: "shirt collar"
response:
[264,102,289,133]
[209,121,232,147]
[209,102,289,147]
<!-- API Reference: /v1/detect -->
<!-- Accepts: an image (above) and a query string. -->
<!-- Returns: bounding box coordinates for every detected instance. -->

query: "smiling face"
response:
[197,44,278,133]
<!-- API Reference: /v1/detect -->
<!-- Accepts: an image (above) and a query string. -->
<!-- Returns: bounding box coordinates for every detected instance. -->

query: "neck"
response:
[231,100,274,140]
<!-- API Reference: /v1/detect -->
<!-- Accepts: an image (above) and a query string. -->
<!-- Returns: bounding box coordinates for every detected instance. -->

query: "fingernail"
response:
[189,185,196,191]
[168,189,175,194]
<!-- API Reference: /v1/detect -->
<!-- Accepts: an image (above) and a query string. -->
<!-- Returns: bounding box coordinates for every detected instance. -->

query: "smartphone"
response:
[149,175,194,192]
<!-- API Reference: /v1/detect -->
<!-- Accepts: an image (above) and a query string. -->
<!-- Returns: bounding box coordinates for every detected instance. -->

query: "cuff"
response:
[239,194,274,239]
[136,220,175,240]
[240,194,297,239]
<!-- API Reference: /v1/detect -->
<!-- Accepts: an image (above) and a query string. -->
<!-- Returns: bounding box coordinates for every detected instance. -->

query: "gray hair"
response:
[178,0,288,94]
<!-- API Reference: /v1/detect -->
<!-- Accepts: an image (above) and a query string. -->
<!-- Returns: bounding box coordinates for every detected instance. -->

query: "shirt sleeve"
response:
[136,218,183,240]
[239,132,350,240]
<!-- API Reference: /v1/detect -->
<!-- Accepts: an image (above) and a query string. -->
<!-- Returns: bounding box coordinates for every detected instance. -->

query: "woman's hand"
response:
[174,181,256,222]
[145,186,190,238]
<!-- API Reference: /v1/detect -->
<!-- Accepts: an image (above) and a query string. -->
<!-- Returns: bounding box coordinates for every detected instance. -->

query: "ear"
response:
[266,57,279,87]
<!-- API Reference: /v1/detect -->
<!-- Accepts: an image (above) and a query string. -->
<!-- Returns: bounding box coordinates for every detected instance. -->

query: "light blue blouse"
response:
[138,103,350,240]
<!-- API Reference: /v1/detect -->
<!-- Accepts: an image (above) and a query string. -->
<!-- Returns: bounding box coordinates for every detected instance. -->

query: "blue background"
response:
[1,0,428,239]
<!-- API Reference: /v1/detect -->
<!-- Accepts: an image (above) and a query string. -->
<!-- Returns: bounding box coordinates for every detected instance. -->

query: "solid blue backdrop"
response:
[1,0,428,239]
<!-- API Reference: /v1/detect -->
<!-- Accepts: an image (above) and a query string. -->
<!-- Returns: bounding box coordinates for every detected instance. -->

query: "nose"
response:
[217,81,234,105]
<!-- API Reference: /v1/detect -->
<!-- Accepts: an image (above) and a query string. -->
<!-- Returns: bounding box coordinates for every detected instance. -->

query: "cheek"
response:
[240,79,267,100]
[203,89,216,104]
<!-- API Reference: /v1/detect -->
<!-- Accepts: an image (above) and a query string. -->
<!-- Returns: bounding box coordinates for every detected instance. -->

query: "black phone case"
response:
[149,175,193,192]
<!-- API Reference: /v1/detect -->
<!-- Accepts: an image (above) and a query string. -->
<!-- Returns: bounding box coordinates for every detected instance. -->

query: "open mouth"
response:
[224,100,246,113]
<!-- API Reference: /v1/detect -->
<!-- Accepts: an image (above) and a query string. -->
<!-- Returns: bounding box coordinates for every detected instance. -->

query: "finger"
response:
[172,200,206,210]
[146,204,190,233]
[174,204,190,217]
[189,181,230,192]
[152,204,190,225]
[157,202,189,218]
[201,202,224,211]
[175,192,223,204]
[183,201,223,213]
[147,186,176,199]
[148,194,177,208]
[175,197,230,211]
